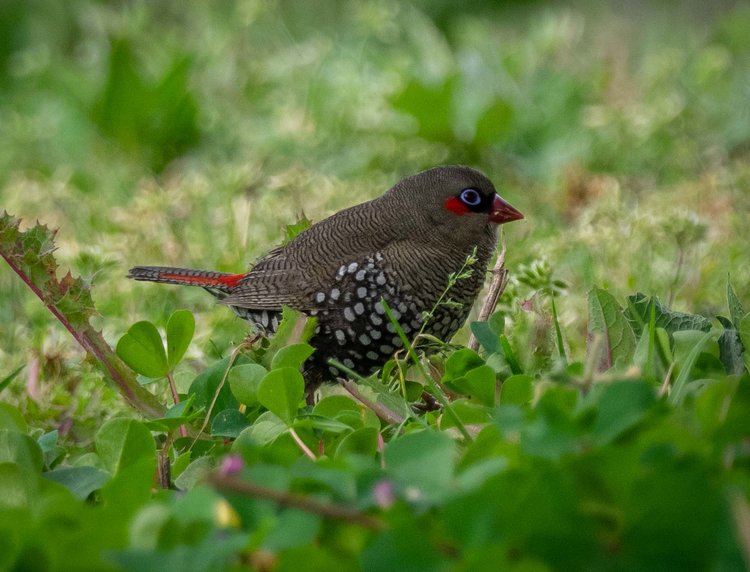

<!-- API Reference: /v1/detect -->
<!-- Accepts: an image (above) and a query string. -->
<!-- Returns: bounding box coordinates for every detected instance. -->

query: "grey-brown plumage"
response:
[128,165,523,387]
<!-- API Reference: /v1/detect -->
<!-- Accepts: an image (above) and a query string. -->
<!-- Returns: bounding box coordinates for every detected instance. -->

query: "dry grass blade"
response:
[468,236,509,352]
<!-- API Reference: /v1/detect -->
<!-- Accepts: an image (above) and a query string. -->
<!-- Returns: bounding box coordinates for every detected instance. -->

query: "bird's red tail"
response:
[127,266,245,292]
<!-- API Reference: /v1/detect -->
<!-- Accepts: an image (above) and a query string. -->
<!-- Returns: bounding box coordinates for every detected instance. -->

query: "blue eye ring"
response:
[459,188,482,207]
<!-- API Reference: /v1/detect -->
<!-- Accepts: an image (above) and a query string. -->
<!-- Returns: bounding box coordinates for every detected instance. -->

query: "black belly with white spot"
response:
[305,253,471,377]
[229,251,477,380]
[230,306,282,336]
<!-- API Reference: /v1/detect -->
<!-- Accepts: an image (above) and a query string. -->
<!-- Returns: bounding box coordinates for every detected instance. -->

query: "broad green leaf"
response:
[403,380,425,402]
[293,414,353,434]
[288,460,357,500]
[129,504,172,550]
[166,309,195,369]
[485,351,510,376]
[257,367,305,425]
[695,378,739,435]
[43,466,111,500]
[454,457,509,491]
[0,429,44,472]
[442,348,485,382]
[228,363,267,406]
[276,546,347,570]
[500,375,534,405]
[109,532,248,571]
[487,310,506,336]
[625,293,712,337]
[172,451,192,479]
[233,411,287,449]
[335,427,379,458]
[144,417,191,432]
[385,430,455,498]
[0,462,37,508]
[440,399,492,430]
[174,456,213,491]
[362,525,443,572]
[38,430,65,469]
[517,385,580,460]
[211,409,250,438]
[717,316,745,375]
[271,343,315,370]
[188,357,239,417]
[116,320,168,378]
[593,381,655,444]
[313,395,360,418]
[136,374,163,386]
[470,321,501,354]
[263,307,317,362]
[453,365,497,407]
[71,452,105,470]
[104,457,158,512]
[172,484,227,525]
[313,395,380,430]
[262,509,321,552]
[0,402,26,432]
[95,418,156,476]
[166,394,195,418]
[673,329,719,365]
[588,287,636,370]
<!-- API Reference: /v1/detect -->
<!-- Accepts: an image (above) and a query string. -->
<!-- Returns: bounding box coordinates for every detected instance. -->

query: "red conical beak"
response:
[489,194,524,224]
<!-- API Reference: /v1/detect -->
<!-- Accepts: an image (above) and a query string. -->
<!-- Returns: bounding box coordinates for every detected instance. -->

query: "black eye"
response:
[459,188,482,207]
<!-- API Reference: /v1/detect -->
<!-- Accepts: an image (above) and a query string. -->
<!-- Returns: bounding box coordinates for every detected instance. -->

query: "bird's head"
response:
[384,165,523,244]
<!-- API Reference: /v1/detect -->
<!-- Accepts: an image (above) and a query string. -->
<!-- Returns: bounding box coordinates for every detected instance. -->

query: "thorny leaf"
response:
[0,213,164,417]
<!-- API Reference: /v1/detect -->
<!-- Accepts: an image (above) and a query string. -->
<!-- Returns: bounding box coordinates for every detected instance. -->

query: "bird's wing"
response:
[218,247,314,310]
[219,197,399,311]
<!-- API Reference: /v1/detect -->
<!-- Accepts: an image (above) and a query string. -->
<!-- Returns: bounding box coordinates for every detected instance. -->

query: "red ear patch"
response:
[444,197,470,216]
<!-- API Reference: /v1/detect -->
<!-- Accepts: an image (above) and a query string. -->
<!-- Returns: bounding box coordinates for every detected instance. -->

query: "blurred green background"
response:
[1,0,749,424]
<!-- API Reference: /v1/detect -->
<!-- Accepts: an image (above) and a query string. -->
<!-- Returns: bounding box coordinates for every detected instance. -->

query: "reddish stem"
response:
[166,371,188,438]
[0,249,164,418]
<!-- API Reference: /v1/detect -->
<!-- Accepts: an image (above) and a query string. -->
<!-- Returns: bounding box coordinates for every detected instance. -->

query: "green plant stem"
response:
[550,293,567,363]
[500,335,522,375]
[289,427,317,460]
[190,341,247,449]
[166,371,188,438]
[669,331,713,405]
[417,246,477,340]
[383,300,473,442]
